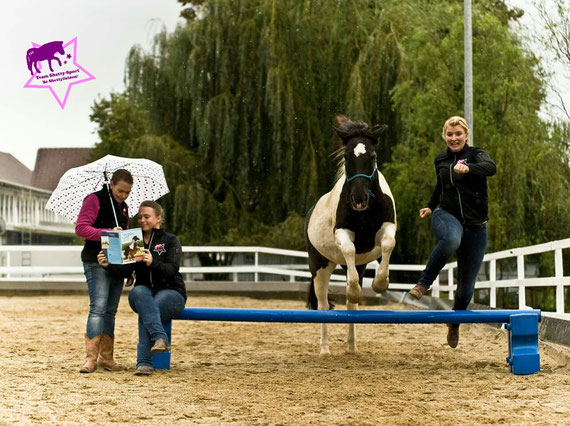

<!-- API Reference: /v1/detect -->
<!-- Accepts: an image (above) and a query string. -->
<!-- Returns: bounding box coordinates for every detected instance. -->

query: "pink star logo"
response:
[153,243,166,255]
[23,37,95,109]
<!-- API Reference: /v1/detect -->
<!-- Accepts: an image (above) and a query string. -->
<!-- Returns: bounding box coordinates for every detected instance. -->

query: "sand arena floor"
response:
[0,293,569,425]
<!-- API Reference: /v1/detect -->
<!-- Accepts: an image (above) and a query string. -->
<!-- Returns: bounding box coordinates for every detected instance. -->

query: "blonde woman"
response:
[408,116,496,348]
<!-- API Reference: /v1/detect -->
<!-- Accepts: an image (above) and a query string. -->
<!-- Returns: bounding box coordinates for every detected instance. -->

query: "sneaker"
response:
[134,365,154,376]
[150,338,170,354]
[408,284,428,300]
[447,324,459,348]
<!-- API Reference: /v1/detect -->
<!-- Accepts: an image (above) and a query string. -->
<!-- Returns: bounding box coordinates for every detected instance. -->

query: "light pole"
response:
[465,0,474,145]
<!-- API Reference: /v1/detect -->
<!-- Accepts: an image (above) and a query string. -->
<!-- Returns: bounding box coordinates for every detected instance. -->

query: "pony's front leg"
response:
[346,300,358,354]
[334,228,361,303]
[315,264,335,356]
[372,222,396,293]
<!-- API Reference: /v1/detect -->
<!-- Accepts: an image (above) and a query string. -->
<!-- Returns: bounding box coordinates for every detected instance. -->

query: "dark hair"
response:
[111,169,133,185]
[139,200,163,218]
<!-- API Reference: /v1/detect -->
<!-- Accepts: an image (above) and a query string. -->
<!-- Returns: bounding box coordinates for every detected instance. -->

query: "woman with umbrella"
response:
[75,169,133,373]
[97,201,187,376]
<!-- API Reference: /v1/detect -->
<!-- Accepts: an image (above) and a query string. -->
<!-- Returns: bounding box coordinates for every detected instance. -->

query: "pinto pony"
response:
[124,235,141,261]
[305,115,397,355]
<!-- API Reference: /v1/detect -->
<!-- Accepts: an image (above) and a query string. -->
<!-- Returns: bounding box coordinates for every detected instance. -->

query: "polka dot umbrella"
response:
[45,155,170,224]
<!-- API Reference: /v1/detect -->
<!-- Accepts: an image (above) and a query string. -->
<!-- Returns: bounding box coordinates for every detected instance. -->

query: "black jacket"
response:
[426,145,496,225]
[107,228,187,300]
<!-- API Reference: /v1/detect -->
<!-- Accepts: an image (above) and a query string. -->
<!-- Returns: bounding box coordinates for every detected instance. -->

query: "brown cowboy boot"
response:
[408,284,428,300]
[79,335,101,373]
[97,333,121,371]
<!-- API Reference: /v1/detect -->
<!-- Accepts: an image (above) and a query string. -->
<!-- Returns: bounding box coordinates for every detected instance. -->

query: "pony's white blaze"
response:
[353,143,367,157]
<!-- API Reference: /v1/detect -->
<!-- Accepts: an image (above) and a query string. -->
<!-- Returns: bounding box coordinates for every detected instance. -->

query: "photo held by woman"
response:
[408,116,496,348]
[97,201,187,376]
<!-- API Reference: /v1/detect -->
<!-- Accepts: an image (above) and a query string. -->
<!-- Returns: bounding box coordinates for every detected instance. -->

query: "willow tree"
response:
[118,0,404,247]
[91,0,570,264]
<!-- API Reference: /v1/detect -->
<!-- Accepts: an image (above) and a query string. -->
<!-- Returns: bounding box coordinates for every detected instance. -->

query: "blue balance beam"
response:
[152,308,541,375]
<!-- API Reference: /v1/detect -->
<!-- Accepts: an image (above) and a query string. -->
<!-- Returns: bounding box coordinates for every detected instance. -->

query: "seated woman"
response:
[97,201,187,376]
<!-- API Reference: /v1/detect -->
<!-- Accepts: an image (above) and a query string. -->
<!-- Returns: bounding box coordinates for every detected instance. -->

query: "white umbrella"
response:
[46,154,169,224]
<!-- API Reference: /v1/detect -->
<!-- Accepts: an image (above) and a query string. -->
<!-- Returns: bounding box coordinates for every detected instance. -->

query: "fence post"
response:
[517,255,526,309]
[432,271,440,297]
[555,249,564,314]
[448,267,454,300]
[254,251,259,283]
[489,259,496,308]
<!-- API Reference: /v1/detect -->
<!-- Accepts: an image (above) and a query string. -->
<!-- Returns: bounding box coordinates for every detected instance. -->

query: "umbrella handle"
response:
[106,183,120,228]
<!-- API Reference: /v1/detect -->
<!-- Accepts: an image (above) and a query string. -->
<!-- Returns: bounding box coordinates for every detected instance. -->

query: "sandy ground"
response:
[0,293,569,425]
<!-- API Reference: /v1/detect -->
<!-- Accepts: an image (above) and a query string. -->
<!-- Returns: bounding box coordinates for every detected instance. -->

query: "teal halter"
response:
[346,163,377,182]
[345,163,377,198]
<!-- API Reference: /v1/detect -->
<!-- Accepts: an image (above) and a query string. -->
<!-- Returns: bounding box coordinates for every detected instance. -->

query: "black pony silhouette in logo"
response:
[26,41,65,75]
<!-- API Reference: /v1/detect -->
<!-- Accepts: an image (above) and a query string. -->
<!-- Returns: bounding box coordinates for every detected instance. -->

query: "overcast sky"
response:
[1,0,567,171]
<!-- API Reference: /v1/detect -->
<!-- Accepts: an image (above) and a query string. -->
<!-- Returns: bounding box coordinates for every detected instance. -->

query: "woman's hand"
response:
[97,251,109,267]
[419,207,432,218]
[453,163,469,174]
[143,249,153,267]
[112,227,123,231]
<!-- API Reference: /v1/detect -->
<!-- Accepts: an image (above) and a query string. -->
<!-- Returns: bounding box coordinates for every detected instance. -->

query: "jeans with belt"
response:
[128,285,186,368]
[418,208,487,310]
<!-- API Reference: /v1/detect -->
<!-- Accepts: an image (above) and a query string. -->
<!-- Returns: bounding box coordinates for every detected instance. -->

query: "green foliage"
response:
[90,0,570,261]
[89,92,149,160]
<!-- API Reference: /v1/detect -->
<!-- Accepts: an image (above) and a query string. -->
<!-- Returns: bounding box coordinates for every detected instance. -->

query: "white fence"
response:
[0,239,568,320]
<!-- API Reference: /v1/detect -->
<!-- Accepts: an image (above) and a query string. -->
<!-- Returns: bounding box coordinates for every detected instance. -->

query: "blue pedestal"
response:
[505,313,540,375]
[152,321,172,370]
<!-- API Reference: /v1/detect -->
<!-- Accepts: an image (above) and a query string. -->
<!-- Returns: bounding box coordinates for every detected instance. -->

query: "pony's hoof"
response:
[345,347,357,354]
[319,349,331,357]
[346,292,362,304]
[346,285,362,304]
[372,276,389,293]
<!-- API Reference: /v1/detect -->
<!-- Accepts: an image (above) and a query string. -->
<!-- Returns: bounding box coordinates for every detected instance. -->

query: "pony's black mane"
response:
[333,116,377,182]
[336,115,379,141]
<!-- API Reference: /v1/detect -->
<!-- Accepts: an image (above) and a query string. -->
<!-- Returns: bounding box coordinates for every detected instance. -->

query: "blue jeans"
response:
[418,208,487,310]
[83,262,124,338]
[128,286,186,368]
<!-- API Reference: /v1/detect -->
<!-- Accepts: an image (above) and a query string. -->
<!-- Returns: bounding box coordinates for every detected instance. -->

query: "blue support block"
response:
[505,313,540,375]
[152,320,172,370]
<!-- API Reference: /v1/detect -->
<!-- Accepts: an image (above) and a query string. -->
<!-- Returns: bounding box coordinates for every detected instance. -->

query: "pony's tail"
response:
[307,277,318,310]
[306,276,335,310]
